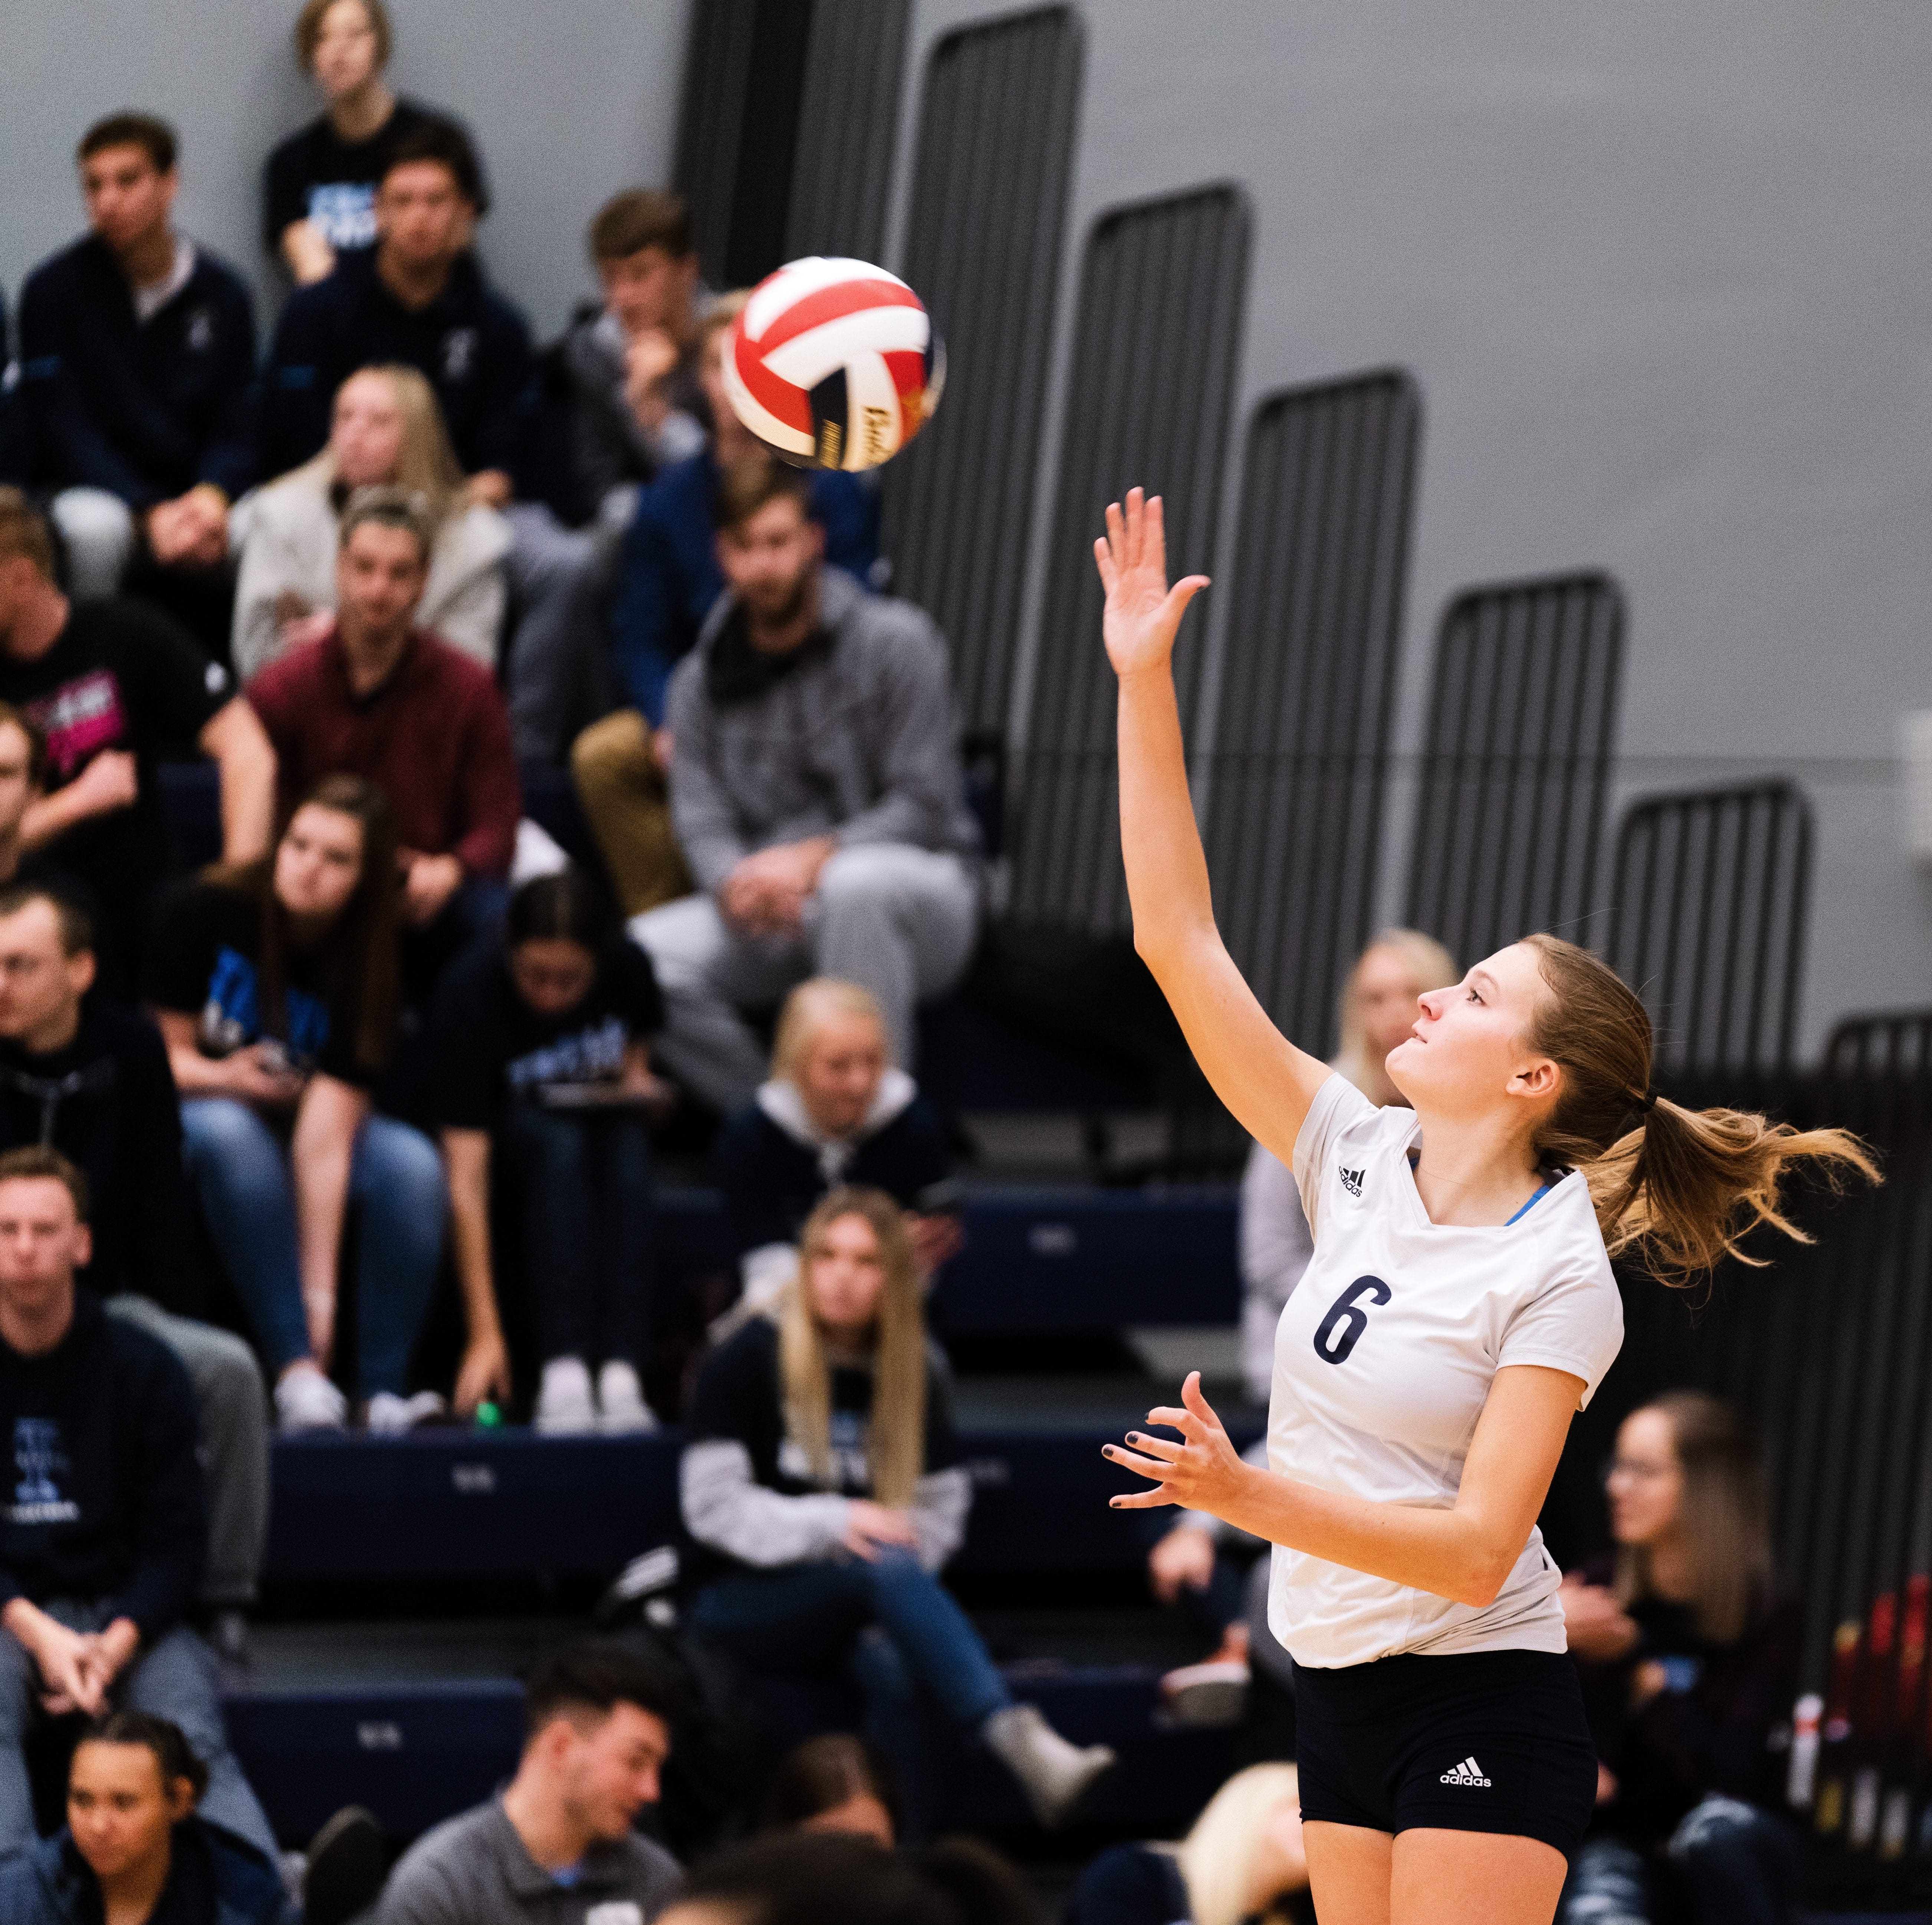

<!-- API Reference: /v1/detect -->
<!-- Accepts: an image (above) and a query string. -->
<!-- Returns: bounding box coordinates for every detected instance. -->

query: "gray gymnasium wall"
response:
[895,0,1932,1058]
[0,0,691,341]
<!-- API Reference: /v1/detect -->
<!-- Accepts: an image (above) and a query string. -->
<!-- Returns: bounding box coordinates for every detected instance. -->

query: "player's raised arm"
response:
[1098,488,1331,1167]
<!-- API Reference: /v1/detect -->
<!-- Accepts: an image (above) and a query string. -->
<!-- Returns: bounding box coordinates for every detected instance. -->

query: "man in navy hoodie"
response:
[0,1145,275,1862]
[17,115,257,652]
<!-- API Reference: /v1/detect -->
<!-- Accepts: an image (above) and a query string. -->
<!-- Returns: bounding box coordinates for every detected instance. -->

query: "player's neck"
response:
[1408,1107,1544,1228]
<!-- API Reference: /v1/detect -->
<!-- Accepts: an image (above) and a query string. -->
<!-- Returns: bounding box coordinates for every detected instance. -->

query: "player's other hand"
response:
[1093,487,1209,681]
[1105,1370,1244,1512]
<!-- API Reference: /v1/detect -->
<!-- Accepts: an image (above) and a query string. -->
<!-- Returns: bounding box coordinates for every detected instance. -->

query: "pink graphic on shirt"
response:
[26,670,128,779]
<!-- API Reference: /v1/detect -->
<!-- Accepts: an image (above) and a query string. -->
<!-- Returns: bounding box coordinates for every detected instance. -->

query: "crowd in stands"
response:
[0,1,1813,1916]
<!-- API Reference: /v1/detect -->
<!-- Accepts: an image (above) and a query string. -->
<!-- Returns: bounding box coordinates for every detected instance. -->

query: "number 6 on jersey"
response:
[1312,1276,1392,1366]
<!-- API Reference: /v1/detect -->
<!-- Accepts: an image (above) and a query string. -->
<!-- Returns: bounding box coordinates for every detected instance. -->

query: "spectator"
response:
[245,488,519,980]
[233,362,510,681]
[681,1186,1111,1834]
[259,116,528,489]
[558,188,707,526]
[18,115,256,650]
[377,1637,683,1925]
[633,466,978,1114]
[1238,928,1456,1403]
[1064,1762,1310,1925]
[1559,1394,1801,1925]
[267,0,478,287]
[0,702,98,920]
[0,489,276,995]
[428,868,669,1431]
[146,774,446,1435]
[760,1734,898,1846]
[0,1711,304,1924]
[663,1834,1042,1925]
[0,1147,275,1862]
[569,298,880,914]
[0,885,269,1626]
[713,979,957,1325]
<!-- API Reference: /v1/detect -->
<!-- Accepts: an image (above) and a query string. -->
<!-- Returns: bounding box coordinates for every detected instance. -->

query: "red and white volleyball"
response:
[723,257,944,472]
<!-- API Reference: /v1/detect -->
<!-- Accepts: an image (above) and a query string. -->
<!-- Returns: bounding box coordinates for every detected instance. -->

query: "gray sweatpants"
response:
[632,843,980,1112]
[106,1297,270,1608]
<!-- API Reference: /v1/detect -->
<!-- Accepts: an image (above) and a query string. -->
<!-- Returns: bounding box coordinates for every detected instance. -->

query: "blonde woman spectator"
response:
[1065,1762,1311,1924]
[232,363,509,679]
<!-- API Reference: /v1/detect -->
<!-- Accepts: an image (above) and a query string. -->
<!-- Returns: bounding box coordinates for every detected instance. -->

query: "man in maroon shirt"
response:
[244,486,519,979]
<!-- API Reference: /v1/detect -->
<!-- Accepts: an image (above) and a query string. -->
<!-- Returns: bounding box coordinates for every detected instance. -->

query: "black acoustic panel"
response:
[883,6,1083,732]
[1606,779,1812,1082]
[785,0,911,264]
[1201,370,1422,1057]
[672,0,757,290]
[1009,184,1251,935]
[1404,574,1624,968]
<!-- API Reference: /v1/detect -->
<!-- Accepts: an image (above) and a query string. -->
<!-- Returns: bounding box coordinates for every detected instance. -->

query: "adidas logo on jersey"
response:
[1439,1755,1492,1787]
[1338,1167,1365,1197]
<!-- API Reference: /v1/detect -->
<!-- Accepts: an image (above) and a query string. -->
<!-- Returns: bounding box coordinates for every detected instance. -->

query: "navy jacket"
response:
[0,1291,205,1640]
[0,1818,292,1925]
[258,249,533,481]
[17,235,257,507]
[609,448,880,725]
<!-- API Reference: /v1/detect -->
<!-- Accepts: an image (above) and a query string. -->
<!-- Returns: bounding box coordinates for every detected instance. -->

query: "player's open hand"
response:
[1104,1371,1247,1514]
[1093,488,1209,680]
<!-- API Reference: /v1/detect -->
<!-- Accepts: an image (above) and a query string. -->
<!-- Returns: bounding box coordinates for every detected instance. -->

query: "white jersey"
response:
[1266,1074,1624,1669]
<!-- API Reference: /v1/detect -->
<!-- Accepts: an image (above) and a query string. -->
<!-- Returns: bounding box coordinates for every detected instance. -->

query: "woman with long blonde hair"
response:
[1092,488,1872,1925]
[232,361,510,677]
[680,1186,1113,1836]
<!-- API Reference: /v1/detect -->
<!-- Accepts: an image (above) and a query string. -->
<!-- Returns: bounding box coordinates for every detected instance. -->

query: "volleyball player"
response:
[1091,490,1871,1925]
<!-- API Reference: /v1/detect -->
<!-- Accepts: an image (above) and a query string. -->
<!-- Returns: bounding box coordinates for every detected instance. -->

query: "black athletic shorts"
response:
[1292,1647,1598,1860]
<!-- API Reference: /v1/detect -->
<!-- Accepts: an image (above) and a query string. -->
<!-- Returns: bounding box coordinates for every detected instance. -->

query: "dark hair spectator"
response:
[761,1733,899,1845]
[0,1149,278,1862]
[713,457,811,532]
[620,440,969,1114]
[146,774,448,1436]
[385,115,489,217]
[269,0,481,287]
[233,363,509,680]
[681,1185,1111,1838]
[568,298,881,913]
[712,978,956,1332]
[0,885,272,1620]
[243,500,521,994]
[21,115,257,654]
[1558,1392,1801,1925]
[0,488,277,995]
[427,866,667,1428]
[377,1635,681,1924]
[590,189,696,265]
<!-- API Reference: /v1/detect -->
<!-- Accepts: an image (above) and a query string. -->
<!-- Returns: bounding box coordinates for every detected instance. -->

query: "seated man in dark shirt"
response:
[0,490,277,994]
[17,114,257,653]
[0,886,269,1625]
[0,1146,274,1862]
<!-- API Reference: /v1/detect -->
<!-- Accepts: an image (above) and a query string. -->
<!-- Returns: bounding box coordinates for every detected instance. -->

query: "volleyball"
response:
[722,256,944,472]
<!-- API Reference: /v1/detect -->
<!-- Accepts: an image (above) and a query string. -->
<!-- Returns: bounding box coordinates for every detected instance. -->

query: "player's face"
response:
[1356,944,1434,1066]
[1384,942,1557,1118]
[0,902,90,1044]
[716,497,824,627]
[599,246,697,339]
[331,373,405,489]
[553,1703,668,1841]
[1606,1407,1684,1546]
[794,1013,889,1138]
[275,804,366,925]
[81,145,176,257]
[509,938,598,1018]
[377,161,471,270]
[68,1744,188,1885]
[336,522,430,638]
[311,0,383,98]
[805,1212,888,1339]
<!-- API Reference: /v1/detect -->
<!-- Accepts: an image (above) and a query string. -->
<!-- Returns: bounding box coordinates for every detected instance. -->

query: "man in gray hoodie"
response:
[632,463,980,1113]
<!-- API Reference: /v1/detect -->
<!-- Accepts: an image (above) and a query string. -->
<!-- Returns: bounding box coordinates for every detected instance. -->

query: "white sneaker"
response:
[364,1390,447,1435]
[1160,1656,1250,1726]
[536,1357,597,1434]
[981,1703,1116,1829]
[597,1360,659,1433]
[275,1366,348,1435]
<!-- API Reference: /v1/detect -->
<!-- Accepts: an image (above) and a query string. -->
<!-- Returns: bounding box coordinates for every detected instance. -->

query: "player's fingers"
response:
[1104,498,1126,567]
[1122,1429,1183,1462]
[1094,537,1118,597]
[1124,486,1144,570]
[1146,492,1167,580]
[1163,576,1210,626]
[1102,1443,1178,1481]
[1181,1369,1220,1423]
[1109,1488,1177,1509]
[1144,1406,1197,1436]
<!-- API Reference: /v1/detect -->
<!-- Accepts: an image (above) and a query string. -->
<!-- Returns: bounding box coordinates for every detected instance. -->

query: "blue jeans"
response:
[181,1098,446,1394]
[690,1549,1011,1846]
[1561,1799,1801,1925]
[502,1102,653,1367]
[0,1604,277,1861]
